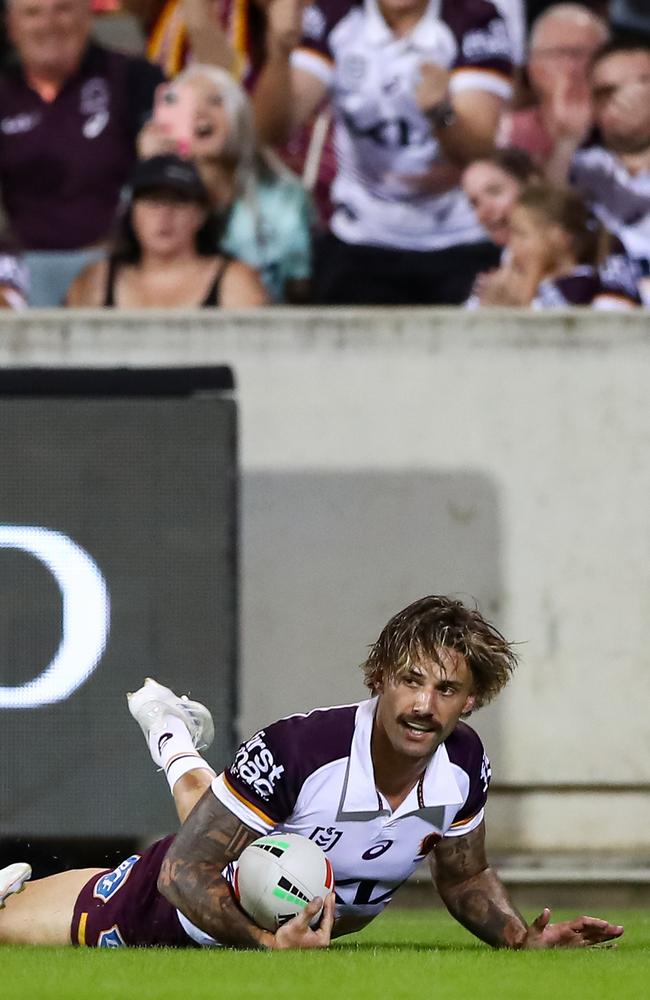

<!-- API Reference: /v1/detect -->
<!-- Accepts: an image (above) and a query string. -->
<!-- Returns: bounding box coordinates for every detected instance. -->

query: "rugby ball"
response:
[233,833,334,932]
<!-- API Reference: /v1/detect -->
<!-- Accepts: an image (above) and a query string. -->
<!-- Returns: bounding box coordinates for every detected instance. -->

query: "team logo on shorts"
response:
[98,925,126,948]
[93,855,141,902]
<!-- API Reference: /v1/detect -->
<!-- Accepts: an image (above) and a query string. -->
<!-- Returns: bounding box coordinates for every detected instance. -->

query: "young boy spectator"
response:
[0,0,164,305]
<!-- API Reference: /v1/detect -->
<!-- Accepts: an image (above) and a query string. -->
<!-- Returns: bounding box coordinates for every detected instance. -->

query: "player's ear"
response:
[462,693,476,716]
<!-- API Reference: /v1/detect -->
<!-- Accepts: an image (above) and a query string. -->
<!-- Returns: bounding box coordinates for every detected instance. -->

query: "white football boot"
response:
[0,862,31,909]
[127,677,215,751]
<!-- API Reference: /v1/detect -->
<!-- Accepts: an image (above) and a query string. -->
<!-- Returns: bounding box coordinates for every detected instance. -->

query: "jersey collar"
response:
[337,697,464,823]
[363,0,447,49]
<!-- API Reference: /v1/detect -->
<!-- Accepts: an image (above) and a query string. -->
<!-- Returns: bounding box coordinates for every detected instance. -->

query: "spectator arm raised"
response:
[432,89,506,167]
[253,61,326,147]
[181,0,236,72]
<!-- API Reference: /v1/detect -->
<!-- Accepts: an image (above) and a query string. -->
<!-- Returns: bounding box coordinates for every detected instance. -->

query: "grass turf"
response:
[4,908,650,1000]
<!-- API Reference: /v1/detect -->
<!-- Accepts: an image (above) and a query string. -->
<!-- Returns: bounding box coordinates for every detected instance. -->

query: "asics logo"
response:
[157,732,174,754]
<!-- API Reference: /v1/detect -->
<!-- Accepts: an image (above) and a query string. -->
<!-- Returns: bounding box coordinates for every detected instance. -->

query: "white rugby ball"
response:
[233,833,334,932]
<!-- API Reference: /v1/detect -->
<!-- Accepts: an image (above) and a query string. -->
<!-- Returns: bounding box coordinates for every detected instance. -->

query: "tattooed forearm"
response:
[432,822,528,949]
[157,789,271,948]
[436,868,528,948]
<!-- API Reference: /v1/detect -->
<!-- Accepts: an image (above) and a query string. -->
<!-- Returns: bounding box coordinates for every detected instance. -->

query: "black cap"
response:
[129,155,209,203]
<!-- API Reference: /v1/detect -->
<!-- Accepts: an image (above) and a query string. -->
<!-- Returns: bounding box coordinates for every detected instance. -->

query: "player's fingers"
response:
[301,896,323,926]
[318,892,336,937]
[531,907,551,932]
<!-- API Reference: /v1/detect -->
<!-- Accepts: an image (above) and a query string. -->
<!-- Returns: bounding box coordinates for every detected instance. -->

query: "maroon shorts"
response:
[71,835,197,948]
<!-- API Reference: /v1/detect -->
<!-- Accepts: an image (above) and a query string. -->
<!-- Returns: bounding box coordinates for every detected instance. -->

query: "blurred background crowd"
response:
[0,0,647,310]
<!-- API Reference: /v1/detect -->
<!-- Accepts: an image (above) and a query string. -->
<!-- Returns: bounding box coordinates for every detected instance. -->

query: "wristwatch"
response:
[425,99,456,129]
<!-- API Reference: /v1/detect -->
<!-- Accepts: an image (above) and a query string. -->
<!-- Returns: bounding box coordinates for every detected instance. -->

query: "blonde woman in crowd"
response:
[139,64,314,302]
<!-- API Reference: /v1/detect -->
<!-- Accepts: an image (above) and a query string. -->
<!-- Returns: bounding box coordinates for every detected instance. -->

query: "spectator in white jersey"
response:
[252,0,516,304]
[0,596,624,950]
[469,182,640,308]
[569,37,650,305]
[498,4,608,181]
[462,148,640,306]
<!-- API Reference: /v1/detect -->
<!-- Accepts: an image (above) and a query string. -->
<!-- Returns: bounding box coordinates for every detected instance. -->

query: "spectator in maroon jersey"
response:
[498,4,608,181]
[472,182,640,308]
[0,0,164,305]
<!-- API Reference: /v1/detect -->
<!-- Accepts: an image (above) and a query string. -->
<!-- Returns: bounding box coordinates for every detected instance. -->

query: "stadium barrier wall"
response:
[1,308,648,854]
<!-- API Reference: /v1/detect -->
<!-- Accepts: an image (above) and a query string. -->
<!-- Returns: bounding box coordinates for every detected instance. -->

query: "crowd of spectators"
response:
[0,0,647,310]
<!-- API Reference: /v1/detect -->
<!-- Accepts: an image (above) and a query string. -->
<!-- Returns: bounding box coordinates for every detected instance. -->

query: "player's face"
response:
[462,162,521,247]
[373,649,475,763]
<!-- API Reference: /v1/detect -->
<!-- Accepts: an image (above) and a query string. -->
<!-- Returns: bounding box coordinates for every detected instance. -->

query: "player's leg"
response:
[128,677,216,823]
[0,865,104,945]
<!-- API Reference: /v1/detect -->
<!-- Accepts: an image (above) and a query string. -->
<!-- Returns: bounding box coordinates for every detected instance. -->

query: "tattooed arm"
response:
[431,822,624,949]
[431,821,528,948]
[157,789,335,950]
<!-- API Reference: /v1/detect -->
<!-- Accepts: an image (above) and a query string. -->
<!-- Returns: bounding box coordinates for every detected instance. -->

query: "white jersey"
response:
[293,0,514,251]
[212,697,490,937]
[570,145,650,305]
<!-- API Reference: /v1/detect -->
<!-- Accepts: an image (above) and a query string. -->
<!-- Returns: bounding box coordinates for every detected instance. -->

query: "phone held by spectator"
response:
[153,81,198,156]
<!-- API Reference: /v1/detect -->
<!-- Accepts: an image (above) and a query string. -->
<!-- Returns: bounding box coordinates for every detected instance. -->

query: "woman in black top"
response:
[66,155,268,308]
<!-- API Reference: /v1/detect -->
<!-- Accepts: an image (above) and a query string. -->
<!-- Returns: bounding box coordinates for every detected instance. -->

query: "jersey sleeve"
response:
[212,704,358,834]
[212,720,302,833]
[443,0,513,102]
[290,0,353,88]
[444,723,491,838]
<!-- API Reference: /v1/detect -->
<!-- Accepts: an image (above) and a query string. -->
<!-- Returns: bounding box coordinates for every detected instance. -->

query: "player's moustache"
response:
[399,714,442,732]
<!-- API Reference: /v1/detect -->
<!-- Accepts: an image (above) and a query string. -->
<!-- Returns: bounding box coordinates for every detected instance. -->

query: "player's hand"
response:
[523,907,624,949]
[415,62,451,116]
[271,892,335,950]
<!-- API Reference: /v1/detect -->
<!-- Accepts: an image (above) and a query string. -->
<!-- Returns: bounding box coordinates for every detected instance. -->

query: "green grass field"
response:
[4,908,650,1000]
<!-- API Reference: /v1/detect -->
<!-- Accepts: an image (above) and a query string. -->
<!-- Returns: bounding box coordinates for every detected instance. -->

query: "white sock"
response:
[148,714,215,793]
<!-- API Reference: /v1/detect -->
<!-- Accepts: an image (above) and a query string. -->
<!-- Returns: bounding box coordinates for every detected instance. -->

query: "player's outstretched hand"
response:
[524,907,624,949]
[272,893,335,950]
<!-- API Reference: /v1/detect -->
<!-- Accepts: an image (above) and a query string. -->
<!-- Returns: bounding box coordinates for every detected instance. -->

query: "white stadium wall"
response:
[1,308,649,853]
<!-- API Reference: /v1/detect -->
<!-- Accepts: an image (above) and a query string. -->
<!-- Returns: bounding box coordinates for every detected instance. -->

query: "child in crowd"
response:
[474,183,640,308]
[462,152,640,308]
